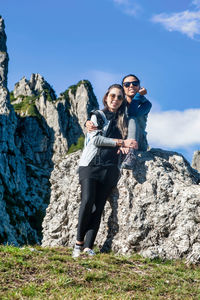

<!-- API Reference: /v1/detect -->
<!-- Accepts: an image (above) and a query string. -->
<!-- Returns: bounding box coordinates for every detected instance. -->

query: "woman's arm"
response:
[87,115,137,149]
[86,115,116,147]
[93,136,137,148]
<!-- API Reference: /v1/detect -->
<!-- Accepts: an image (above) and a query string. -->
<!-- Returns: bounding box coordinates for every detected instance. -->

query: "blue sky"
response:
[1,0,200,163]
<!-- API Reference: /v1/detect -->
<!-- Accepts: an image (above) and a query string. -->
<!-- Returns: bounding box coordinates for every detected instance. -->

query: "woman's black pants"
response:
[76,174,118,249]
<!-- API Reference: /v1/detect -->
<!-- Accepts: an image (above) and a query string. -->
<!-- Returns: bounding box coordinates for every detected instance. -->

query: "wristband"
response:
[117,139,124,147]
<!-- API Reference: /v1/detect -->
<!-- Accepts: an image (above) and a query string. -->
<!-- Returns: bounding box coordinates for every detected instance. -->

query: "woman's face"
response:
[123,76,140,99]
[106,87,124,112]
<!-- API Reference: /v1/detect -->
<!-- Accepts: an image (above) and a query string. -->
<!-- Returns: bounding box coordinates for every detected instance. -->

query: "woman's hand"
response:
[123,139,138,149]
[117,139,138,154]
[139,87,147,96]
[116,139,138,151]
[118,147,129,154]
[85,120,97,132]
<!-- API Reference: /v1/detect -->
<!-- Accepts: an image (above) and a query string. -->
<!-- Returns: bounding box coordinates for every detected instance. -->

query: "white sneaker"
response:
[72,244,83,258]
[83,248,96,256]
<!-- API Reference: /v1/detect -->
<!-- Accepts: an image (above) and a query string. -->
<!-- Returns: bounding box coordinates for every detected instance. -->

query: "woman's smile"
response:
[106,88,124,112]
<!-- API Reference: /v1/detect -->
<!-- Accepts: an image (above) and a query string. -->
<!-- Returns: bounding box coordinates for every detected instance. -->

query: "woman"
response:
[72,84,137,258]
[86,74,152,169]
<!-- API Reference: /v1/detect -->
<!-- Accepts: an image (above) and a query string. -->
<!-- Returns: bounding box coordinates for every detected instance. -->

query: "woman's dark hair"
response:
[102,84,128,139]
[102,84,125,107]
[121,74,140,85]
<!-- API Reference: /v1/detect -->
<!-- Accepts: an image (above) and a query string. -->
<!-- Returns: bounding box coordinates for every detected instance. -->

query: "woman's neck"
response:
[107,108,117,113]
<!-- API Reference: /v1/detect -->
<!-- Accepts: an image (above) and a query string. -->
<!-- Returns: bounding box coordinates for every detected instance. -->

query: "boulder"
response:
[42,149,200,263]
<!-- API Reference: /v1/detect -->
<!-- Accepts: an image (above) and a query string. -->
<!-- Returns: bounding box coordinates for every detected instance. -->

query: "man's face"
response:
[123,76,140,99]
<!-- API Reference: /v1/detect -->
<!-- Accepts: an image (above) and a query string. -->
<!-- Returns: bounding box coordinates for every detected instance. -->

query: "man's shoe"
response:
[83,248,96,256]
[121,149,137,169]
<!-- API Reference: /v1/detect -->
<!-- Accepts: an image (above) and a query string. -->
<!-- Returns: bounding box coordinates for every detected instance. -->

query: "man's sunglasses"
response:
[123,81,140,88]
[109,93,123,101]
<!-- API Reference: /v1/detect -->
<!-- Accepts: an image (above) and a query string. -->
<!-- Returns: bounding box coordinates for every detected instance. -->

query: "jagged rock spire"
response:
[13,73,57,99]
[192,150,200,172]
[0,16,8,88]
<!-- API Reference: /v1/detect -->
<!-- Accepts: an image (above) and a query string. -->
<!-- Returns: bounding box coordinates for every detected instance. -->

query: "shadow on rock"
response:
[101,188,119,253]
[131,150,153,184]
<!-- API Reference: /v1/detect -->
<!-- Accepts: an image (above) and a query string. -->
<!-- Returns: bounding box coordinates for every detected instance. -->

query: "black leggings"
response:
[76,176,118,249]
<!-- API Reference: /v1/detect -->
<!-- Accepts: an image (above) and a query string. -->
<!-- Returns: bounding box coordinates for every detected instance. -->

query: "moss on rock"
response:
[9,91,15,102]
[60,79,97,101]
[12,95,41,119]
[68,135,85,154]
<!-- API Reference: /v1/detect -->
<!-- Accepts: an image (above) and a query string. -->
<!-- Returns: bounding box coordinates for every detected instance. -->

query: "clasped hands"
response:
[118,139,138,154]
[85,121,138,154]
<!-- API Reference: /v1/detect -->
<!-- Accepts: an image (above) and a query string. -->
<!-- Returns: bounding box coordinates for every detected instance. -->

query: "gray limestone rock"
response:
[0,16,99,245]
[192,150,200,173]
[42,149,200,263]
[0,18,45,245]
[6,76,98,244]
[12,76,98,164]
[13,73,56,99]
[0,86,49,245]
[0,17,8,88]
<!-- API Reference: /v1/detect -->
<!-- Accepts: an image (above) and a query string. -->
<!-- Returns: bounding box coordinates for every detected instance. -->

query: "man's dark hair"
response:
[121,74,140,85]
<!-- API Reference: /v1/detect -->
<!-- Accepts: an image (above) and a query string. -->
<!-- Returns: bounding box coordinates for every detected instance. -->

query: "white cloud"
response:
[192,0,200,8]
[112,0,142,16]
[147,97,162,113]
[147,109,200,148]
[152,10,200,39]
[152,2,200,39]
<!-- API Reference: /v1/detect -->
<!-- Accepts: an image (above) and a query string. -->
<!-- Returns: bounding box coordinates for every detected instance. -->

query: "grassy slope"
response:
[0,246,199,300]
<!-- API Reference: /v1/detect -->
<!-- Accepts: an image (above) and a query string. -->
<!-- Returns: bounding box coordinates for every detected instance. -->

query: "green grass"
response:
[11,89,55,117]
[0,245,199,299]
[9,91,15,102]
[59,79,97,102]
[12,95,41,119]
[68,135,85,154]
[43,89,55,102]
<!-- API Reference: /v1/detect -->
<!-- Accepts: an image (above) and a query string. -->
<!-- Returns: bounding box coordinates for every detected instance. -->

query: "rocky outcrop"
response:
[42,149,200,263]
[0,17,8,88]
[12,75,98,163]
[0,16,98,245]
[192,150,200,173]
[0,18,35,245]
[13,73,56,99]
